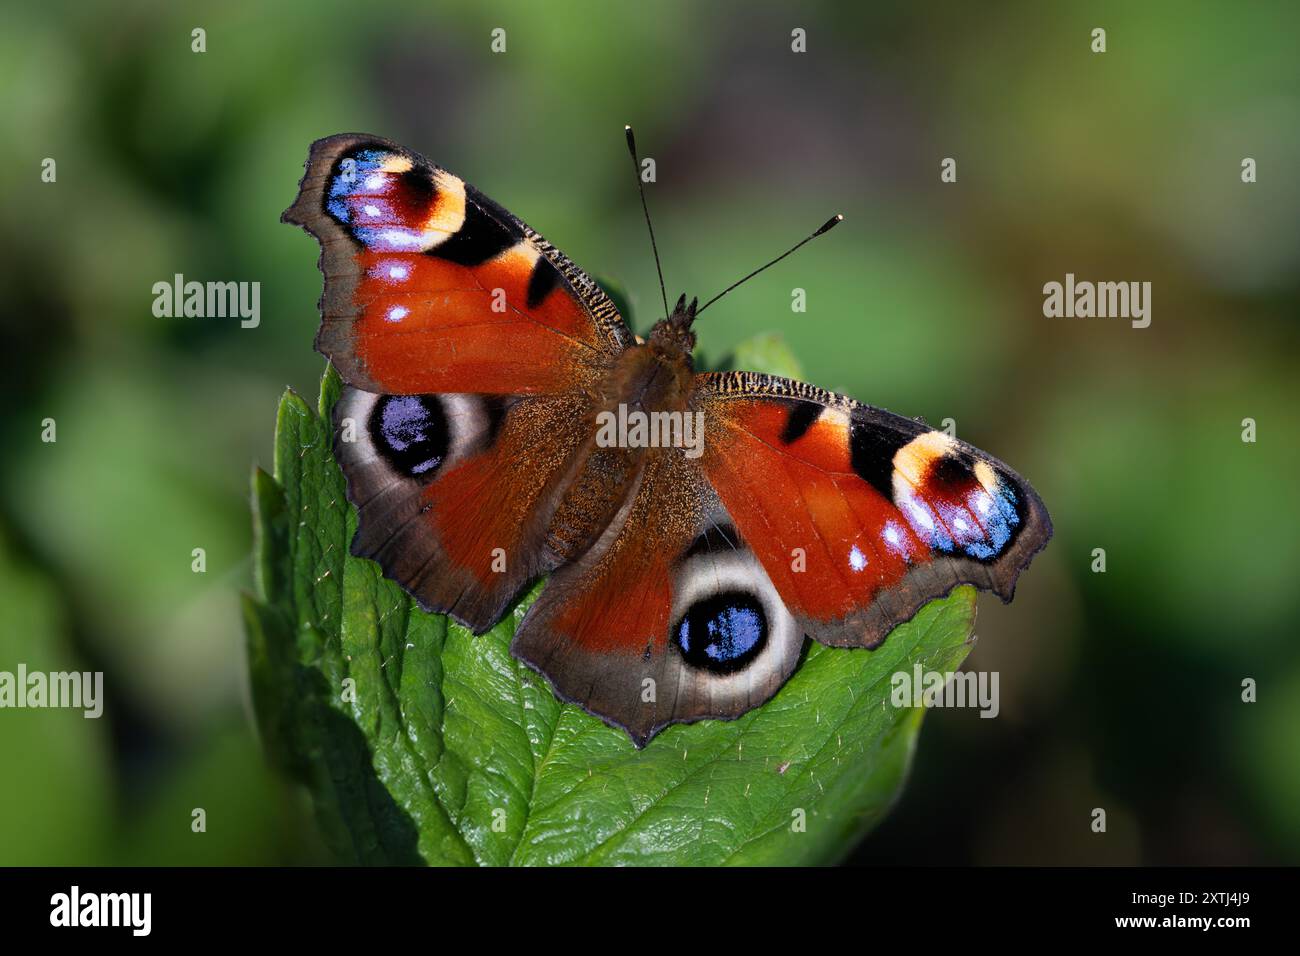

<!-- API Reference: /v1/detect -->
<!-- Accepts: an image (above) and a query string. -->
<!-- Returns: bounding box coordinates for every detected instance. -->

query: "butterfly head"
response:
[648,293,699,354]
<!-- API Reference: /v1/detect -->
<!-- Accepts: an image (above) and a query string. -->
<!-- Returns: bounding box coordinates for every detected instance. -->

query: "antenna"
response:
[625,125,670,320]
[695,214,843,317]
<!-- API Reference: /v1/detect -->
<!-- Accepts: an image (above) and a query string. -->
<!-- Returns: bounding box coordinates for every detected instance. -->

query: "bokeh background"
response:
[1,0,1296,865]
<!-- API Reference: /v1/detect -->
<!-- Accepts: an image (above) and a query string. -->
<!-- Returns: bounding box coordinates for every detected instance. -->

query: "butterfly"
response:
[283,131,1052,747]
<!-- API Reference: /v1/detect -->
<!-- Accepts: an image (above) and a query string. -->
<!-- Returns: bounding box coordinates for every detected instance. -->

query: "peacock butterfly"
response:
[282,130,1052,747]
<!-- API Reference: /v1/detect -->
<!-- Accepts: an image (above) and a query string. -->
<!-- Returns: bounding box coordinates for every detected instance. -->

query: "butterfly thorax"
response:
[605,332,695,413]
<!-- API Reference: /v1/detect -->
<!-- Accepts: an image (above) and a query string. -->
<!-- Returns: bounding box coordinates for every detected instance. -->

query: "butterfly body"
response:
[285,133,1052,746]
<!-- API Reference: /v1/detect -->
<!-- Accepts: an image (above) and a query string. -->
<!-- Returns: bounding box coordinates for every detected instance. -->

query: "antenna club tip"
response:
[814,213,844,236]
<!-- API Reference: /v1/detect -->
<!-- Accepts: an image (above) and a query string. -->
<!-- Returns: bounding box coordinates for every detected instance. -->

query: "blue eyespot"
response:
[674,592,767,674]
[368,394,447,479]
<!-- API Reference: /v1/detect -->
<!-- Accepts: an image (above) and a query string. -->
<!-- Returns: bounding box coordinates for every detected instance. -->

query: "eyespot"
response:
[673,591,768,675]
[891,445,1025,561]
[369,394,448,479]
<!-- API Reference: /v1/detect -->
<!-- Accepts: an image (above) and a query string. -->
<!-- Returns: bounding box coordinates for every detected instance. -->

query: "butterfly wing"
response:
[510,370,1050,746]
[283,132,632,394]
[696,371,1053,648]
[511,444,806,747]
[284,134,633,629]
[332,386,598,629]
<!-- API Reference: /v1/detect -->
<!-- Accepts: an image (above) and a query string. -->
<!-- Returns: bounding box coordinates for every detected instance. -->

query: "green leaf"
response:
[245,345,976,865]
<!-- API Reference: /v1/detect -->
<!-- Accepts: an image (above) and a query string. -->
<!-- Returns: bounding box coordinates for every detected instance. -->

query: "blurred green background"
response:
[1,0,1296,865]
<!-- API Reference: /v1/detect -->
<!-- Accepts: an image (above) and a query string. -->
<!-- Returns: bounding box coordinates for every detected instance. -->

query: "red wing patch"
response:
[283,134,631,396]
[702,395,924,623]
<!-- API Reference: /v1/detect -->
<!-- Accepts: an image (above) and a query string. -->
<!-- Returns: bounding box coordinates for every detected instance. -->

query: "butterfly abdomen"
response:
[545,342,697,562]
